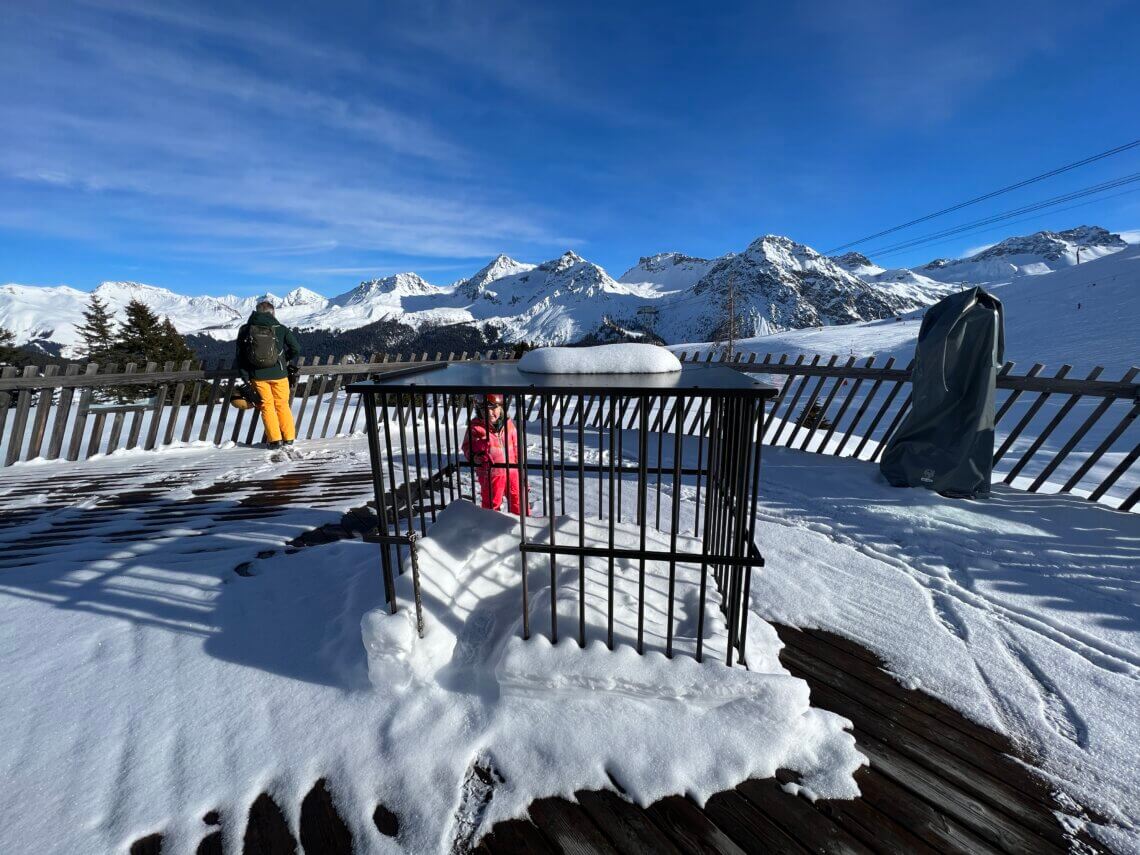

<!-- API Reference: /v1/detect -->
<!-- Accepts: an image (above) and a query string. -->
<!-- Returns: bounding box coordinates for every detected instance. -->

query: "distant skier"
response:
[235,300,302,450]
[462,393,525,514]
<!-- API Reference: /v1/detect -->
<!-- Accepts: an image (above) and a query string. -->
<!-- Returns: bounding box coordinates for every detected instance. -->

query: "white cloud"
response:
[961,242,996,258]
[1117,229,1140,245]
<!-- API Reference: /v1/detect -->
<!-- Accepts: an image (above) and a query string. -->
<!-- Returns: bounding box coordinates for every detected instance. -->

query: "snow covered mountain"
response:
[917,226,1127,284]
[3,224,1130,356]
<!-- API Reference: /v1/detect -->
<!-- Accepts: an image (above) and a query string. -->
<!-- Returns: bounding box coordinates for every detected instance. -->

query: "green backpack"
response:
[245,324,282,369]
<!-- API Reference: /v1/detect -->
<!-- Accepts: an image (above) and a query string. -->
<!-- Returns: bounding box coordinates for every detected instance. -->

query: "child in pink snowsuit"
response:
[461,393,524,514]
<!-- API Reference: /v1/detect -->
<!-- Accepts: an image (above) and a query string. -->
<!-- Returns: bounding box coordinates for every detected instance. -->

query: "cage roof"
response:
[347,361,777,398]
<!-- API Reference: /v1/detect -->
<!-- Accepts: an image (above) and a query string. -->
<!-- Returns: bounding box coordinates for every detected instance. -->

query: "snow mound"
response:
[359,501,864,845]
[518,343,682,374]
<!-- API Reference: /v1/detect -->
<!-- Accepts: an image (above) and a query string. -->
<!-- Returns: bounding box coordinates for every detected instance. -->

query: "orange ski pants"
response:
[252,377,296,442]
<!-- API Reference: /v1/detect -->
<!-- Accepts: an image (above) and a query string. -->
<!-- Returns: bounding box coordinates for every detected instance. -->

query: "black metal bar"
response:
[636,397,650,654]
[694,395,706,537]
[654,396,666,530]
[546,396,558,644]
[695,398,720,663]
[577,395,586,648]
[418,393,438,523]
[363,394,398,613]
[406,393,429,535]
[607,394,617,650]
[558,395,567,515]
[521,543,763,567]
[739,400,764,664]
[514,393,531,641]
[666,396,688,658]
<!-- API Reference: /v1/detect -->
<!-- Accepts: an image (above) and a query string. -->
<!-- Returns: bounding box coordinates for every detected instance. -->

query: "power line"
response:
[825,139,1140,254]
[868,184,1140,263]
[857,172,1140,259]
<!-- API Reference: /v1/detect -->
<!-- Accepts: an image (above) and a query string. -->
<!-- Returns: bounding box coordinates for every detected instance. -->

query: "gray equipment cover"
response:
[880,287,1005,498]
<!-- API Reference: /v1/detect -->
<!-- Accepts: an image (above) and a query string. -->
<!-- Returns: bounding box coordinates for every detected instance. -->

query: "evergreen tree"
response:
[158,317,196,366]
[797,400,833,431]
[0,326,19,366]
[75,295,115,362]
[112,299,164,364]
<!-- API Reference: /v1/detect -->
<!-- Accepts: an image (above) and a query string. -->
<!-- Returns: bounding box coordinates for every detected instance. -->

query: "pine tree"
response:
[75,295,115,362]
[112,299,164,364]
[797,400,833,431]
[0,326,19,366]
[158,317,196,367]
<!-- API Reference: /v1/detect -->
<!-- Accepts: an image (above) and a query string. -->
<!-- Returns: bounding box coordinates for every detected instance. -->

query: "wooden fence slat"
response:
[124,362,156,450]
[3,366,39,465]
[870,391,913,463]
[789,355,839,450]
[321,358,346,439]
[197,359,227,442]
[801,355,855,453]
[306,355,333,440]
[819,357,873,454]
[66,364,100,462]
[46,364,82,460]
[835,357,893,458]
[292,356,313,433]
[761,354,798,441]
[231,387,249,444]
[180,361,207,443]
[852,360,913,460]
[105,363,137,455]
[213,367,238,446]
[993,365,1071,467]
[163,360,193,447]
[772,355,820,446]
[1004,366,1102,486]
[1120,481,1140,513]
[1088,439,1140,504]
[1030,366,1139,492]
[1060,398,1140,494]
[993,363,1043,429]
[85,363,117,459]
[143,362,173,451]
[0,366,19,452]
[26,364,61,460]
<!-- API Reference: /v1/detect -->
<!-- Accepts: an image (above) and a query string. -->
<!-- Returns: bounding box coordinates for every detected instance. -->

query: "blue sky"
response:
[3,0,1139,297]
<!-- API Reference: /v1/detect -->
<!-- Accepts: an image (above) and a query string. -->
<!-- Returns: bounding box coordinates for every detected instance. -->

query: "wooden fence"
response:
[1,350,1137,511]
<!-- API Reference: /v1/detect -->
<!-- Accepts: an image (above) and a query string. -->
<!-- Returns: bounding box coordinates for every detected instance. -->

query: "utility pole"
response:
[725,273,736,361]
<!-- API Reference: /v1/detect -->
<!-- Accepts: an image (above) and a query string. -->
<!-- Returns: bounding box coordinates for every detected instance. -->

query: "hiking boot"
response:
[267,440,282,450]
[283,439,295,447]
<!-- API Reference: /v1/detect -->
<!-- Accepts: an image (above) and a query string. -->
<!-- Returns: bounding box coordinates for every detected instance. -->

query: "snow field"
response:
[518,343,682,373]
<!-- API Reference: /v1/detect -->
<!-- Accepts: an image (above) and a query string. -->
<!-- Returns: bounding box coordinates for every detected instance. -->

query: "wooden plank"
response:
[126,362,158,450]
[835,357,894,458]
[85,363,117,459]
[869,391,912,463]
[320,362,346,439]
[163,359,193,447]
[766,770,941,855]
[197,359,227,442]
[993,364,1072,466]
[4,366,39,465]
[735,777,875,855]
[0,366,19,457]
[777,645,1070,841]
[1005,366,1102,486]
[993,363,1043,428]
[1030,366,1138,491]
[818,357,872,454]
[702,789,811,854]
[1088,438,1139,503]
[298,778,353,855]
[760,354,793,440]
[1061,398,1140,494]
[64,364,100,461]
[104,363,136,453]
[306,355,332,439]
[853,729,1066,854]
[788,355,838,450]
[292,356,312,432]
[528,796,621,854]
[478,818,559,854]
[772,355,819,446]
[644,794,746,855]
[212,369,238,446]
[27,364,61,459]
[804,356,856,453]
[846,767,1002,854]
[851,361,913,460]
[575,789,685,854]
[144,362,172,451]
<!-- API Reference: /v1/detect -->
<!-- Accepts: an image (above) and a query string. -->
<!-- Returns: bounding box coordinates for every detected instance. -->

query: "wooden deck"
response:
[0,459,1112,854]
[126,623,1107,855]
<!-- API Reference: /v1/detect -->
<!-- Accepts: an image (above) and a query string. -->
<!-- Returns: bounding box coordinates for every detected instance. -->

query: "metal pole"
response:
[363,393,397,613]
[636,397,649,654]
[545,395,558,644]
[515,394,531,641]
[379,392,404,565]
[577,393,586,648]
[607,394,617,650]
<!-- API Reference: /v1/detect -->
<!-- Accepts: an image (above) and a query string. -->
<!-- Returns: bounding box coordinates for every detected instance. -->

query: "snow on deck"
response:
[0,436,1137,852]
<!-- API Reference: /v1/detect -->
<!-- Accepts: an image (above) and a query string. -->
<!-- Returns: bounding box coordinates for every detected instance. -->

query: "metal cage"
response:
[348,361,777,667]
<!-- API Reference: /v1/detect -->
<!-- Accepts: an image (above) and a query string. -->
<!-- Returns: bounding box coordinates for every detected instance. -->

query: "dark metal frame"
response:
[349,363,776,667]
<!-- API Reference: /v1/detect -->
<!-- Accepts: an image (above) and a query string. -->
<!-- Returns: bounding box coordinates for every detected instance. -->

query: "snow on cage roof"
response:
[347,360,777,397]
[518,344,682,374]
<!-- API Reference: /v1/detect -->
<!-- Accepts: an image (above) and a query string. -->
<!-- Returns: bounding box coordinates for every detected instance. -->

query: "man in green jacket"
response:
[235,300,302,449]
